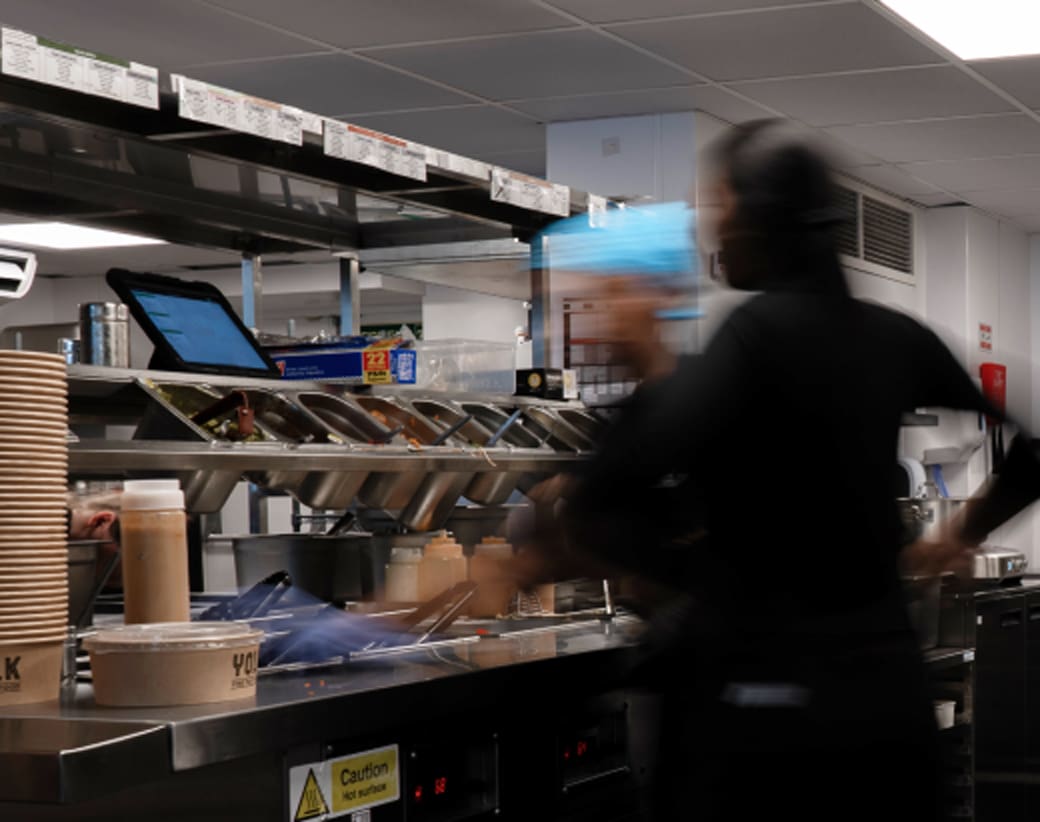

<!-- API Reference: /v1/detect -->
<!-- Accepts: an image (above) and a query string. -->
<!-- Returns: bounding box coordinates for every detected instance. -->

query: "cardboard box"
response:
[267,341,417,384]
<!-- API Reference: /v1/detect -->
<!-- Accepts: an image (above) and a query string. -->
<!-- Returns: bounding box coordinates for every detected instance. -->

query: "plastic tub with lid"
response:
[83,622,264,706]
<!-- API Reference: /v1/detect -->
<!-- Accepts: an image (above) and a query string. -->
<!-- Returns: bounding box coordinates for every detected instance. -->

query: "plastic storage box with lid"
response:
[83,622,264,706]
[409,339,516,394]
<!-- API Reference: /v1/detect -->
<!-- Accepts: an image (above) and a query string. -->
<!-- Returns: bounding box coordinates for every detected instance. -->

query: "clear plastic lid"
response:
[122,479,185,511]
[82,621,263,653]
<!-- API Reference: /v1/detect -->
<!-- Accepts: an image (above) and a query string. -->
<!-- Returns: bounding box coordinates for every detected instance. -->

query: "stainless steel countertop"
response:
[0,615,643,804]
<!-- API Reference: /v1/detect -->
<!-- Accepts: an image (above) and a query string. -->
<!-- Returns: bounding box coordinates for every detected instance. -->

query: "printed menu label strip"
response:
[324,121,427,182]
[1,27,158,109]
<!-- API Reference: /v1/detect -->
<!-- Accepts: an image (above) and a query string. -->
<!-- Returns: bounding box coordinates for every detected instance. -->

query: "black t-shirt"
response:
[568,291,1038,638]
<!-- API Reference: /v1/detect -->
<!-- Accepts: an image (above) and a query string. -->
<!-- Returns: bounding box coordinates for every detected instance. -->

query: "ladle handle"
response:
[486,409,523,447]
[430,414,473,446]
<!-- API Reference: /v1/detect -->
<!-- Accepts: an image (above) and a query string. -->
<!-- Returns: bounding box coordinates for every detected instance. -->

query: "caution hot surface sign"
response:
[288,744,400,822]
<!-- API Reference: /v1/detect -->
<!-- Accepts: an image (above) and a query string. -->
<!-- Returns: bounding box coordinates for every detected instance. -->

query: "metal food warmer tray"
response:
[66,364,606,531]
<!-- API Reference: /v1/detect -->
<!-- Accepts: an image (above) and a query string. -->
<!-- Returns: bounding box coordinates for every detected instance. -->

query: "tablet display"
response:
[130,289,270,371]
[106,268,280,377]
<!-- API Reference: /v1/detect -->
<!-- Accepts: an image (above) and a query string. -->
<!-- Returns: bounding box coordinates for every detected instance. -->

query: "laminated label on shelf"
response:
[324,120,427,182]
[1,27,158,109]
[172,75,304,146]
[491,167,570,217]
[425,146,491,182]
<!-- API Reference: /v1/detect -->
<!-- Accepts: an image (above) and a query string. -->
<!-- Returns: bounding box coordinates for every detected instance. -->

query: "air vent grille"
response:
[833,185,860,258]
[862,196,913,274]
[833,184,914,278]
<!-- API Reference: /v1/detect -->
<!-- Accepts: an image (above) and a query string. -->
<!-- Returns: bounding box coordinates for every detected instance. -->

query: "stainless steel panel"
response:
[0,718,168,803]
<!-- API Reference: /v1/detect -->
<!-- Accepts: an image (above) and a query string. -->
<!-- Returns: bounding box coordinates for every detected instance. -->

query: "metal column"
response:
[241,253,262,329]
[530,235,550,368]
[339,256,361,336]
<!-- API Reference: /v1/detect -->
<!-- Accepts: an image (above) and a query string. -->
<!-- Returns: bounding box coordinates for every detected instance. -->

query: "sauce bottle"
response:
[120,479,190,624]
[384,547,422,603]
[418,531,467,601]
[468,536,517,618]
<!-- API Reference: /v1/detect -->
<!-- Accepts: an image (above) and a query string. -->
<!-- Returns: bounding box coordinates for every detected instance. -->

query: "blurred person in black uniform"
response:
[515,119,1040,822]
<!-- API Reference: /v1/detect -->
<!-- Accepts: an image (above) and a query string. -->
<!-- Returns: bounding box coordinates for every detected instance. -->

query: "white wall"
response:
[421,284,527,345]
[547,112,696,203]
[910,206,1036,559]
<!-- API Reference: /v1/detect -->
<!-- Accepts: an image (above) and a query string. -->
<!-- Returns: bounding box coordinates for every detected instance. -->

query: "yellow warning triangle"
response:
[295,767,329,821]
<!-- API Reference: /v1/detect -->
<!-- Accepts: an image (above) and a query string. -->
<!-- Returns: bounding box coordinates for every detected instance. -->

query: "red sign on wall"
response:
[979,323,993,352]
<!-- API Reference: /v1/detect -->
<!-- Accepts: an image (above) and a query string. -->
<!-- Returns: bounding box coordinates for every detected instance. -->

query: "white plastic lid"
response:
[82,621,262,653]
[122,479,185,511]
[389,547,422,563]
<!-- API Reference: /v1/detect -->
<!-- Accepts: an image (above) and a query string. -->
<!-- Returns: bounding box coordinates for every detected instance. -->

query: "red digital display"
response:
[576,741,588,757]
[434,777,448,796]
[414,785,423,802]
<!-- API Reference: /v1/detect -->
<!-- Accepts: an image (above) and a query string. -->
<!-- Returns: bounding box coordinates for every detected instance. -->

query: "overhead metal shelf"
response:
[0,71,590,254]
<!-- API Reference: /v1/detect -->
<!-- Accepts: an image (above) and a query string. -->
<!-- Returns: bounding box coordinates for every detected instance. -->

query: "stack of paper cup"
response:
[0,350,68,705]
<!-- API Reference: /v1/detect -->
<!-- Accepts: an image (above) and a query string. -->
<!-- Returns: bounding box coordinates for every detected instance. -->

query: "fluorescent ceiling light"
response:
[0,221,165,250]
[882,1,1040,60]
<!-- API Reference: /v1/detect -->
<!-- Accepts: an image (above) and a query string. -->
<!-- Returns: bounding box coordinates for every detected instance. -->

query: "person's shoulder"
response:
[853,299,933,338]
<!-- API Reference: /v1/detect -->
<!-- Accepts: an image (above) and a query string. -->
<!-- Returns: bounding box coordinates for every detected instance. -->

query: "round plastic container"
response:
[120,480,190,624]
[468,537,516,618]
[418,532,467,602]
[384,547,422,603]
[84,622,264,707]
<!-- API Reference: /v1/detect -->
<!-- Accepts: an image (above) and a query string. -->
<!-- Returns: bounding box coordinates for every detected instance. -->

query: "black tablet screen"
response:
[131,288,270,371]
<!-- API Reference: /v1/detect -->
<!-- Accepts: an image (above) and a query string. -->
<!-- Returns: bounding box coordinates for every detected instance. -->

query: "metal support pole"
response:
[339,256,362,336]
[530,235,550,368]
[241,253,263,329]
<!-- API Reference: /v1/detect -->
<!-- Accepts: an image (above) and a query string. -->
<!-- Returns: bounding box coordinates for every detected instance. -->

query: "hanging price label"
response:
[172,75,304,145]
[324,121,427,182]
[491,168,570,217]
[2,27,158,109]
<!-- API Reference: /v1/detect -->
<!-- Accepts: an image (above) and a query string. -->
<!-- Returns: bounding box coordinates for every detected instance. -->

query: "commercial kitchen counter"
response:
[0,614,645,819]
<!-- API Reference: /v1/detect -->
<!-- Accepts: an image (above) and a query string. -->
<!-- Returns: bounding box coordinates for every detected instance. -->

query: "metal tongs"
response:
[196,570,292,621]
[373,580,479,647]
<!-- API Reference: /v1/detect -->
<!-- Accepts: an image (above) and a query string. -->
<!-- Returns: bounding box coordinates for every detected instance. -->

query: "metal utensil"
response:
[485,409,523,447]
[429,413,473,446]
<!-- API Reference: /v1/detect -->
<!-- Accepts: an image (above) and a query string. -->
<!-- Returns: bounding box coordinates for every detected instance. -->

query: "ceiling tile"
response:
[826,115,1040,163]
[961,189,1040,217]
[900,156,1040,192]
[359,30,691,100]
[606,4,941,81]
[179,54,470,114]
[476,150,547,177]
[842,165,943,197]
[730,67,1013,127]
[969,56,1040,108]
[347,106,545,157]
[205,0,573,49]
[0,0,317,67]
[544,0,848,23]
[508,85,773,123]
